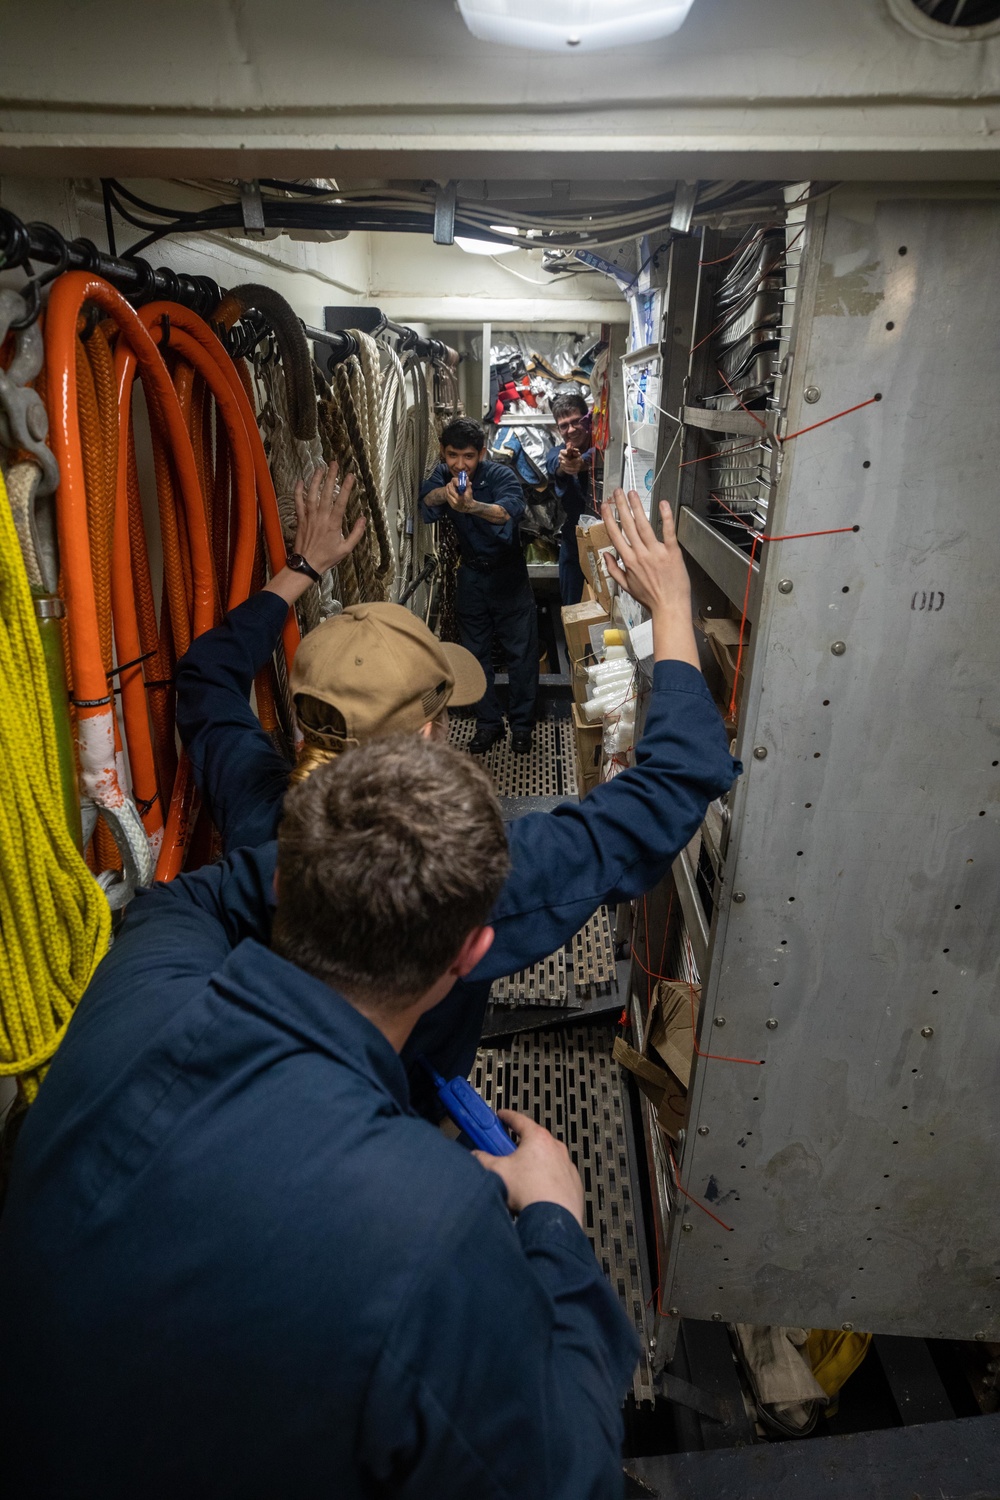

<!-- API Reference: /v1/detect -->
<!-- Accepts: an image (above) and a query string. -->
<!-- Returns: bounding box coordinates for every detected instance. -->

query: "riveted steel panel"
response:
[665,190,1000,1340]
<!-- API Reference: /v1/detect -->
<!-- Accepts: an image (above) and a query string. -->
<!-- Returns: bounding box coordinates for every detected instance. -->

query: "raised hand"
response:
[292,461,365,576]
[600,490,700,668]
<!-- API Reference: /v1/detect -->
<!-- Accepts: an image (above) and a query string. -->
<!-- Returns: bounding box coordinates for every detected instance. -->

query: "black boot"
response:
[469,724,505,755]
[511,730,534,754]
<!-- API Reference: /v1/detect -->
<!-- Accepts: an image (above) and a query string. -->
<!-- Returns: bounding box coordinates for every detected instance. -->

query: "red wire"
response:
[716,367,768,432]
[780,393,881,444]
[679,437,762,470]
[706,492,860,718]
[701,225,761,267]
[728,532,760,718]
[634,895,763,1066]
[689,225,806,356]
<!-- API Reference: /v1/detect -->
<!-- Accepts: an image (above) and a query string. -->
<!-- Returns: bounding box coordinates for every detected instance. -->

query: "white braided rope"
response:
[257,359,339,627]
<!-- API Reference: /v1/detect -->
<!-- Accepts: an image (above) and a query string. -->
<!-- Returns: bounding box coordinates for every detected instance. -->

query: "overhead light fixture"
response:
[456,0,697,52]
[455,226,521,255]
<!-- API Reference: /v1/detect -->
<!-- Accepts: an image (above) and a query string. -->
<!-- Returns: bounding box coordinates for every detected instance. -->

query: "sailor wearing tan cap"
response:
[178,463,488,847]
[289,602,486,779]
[176,462,741,1119]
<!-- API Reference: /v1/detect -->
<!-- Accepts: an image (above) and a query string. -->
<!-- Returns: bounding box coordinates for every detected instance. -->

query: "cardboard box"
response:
[576,520,617,614]
[696,615,744,697]
[612,1038,686,1139]
[696,614,744,736]
[614,979,702,1142]
[581,583,596,604]
[647,980,700,1091]
[572,702,603,796]
[561,599,609,673]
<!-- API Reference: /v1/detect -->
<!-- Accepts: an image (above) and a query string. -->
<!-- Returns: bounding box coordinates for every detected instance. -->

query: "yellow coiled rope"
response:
[0,468,111,1100]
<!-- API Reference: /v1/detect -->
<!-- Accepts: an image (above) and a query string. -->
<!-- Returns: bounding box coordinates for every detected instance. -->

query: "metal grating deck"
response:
[573,904,617,996]
[473,1025,654,1405]
[451,714,578,797]
[491,947,568,1006]
[489,906,620,1010]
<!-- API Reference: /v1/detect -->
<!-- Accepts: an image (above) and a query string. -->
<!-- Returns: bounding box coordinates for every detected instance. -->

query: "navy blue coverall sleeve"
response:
[473,661,740,981]
[419,462,526,534]
[359,1190,639,1500]
[174,598,739,993]
[175,591,292,853]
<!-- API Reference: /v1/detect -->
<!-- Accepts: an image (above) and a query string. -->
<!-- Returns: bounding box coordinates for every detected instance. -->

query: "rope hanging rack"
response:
[0,208,457,372]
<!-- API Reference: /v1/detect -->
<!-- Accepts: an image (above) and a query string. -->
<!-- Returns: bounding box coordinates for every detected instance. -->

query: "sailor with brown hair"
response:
[175,470,742,1122]
[0,733,640,1498]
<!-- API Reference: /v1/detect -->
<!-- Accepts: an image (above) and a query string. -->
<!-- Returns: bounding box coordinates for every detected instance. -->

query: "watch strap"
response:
[286,552,322,584]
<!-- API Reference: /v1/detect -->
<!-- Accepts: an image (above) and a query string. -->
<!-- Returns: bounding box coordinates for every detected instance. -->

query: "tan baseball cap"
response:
[289,603,486,748]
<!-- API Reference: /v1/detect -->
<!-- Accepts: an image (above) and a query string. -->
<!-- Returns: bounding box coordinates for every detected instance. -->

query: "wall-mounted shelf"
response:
[496,413,556,426]
[622,342,664,365]
[676,506,759,622]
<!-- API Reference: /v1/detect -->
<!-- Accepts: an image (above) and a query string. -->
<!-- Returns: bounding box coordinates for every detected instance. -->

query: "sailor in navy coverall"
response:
[0,749,641,1499]
[545,393,600,606]
[420,416,538,754]
[173,488,740,1118]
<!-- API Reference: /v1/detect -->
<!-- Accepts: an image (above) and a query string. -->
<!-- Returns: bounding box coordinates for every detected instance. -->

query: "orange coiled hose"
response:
[46,274,213,876]
[137,307,287,739]
[47,276,301,886]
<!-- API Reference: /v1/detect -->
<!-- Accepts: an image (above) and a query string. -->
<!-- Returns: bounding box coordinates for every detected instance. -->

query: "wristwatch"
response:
[286,552,322,584]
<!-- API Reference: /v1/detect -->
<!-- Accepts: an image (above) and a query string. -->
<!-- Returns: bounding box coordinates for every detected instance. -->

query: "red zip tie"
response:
[669,1144,735,1232]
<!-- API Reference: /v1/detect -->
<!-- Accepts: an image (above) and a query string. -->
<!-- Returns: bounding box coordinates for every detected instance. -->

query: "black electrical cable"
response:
[100,180,118,257]
[258,178,337,198]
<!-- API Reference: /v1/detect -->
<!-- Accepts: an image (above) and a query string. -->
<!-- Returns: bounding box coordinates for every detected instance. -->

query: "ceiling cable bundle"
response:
[99,177,791,257]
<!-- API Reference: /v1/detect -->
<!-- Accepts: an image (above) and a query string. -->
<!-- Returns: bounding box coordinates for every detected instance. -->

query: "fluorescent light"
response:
[457,0,697,52]
[454,228,521,256]
[455,236,520,256]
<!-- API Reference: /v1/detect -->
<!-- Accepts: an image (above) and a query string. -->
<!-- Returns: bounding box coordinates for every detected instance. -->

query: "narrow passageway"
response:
[455,685,655,1406]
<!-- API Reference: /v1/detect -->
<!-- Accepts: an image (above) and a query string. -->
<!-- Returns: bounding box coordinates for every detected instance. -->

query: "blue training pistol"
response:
[455,470,468,497]
[421,1060,516,1156]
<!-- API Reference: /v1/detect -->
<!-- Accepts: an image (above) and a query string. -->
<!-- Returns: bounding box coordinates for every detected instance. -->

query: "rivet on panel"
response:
[778,578,794,594]
[803,385,821,404]
[732,891,746,904]
[697,1125,710,1136]
[831,641,847,656]
[842,1322,854,1332]
[711,1312,724,1322]
[667,1307,680,1317]
[753,746,768,760]
[713,1016,727,1028]
[975,1332,987,1341]
[766,1018,779,1030]
[920,1026,934,1038]
[682,1222,694,1233]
